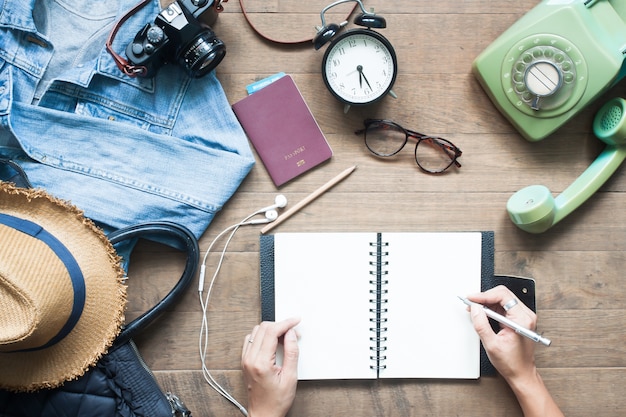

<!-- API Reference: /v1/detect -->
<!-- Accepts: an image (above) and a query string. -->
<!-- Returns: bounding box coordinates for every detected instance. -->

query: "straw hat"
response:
[0,182,127,392]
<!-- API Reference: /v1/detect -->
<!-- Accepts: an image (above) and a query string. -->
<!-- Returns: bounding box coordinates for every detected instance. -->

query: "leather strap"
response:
[106,0,153,77]
[238,0,358,45]
[108,222,199,345]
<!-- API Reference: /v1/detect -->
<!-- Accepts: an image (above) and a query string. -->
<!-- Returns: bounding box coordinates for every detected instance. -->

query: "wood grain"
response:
[129,1,626,416]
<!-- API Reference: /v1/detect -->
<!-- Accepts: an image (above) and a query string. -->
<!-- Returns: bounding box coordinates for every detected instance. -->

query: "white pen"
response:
[458,296,552,347]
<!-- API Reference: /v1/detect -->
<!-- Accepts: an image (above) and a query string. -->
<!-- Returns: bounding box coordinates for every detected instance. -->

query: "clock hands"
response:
[344,62,396,103]
[356,65,372,90]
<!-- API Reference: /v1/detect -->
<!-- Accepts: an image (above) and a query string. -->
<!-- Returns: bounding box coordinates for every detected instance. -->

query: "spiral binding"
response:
[368,233,389,375]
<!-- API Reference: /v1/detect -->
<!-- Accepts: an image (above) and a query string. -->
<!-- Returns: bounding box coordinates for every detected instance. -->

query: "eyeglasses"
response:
[355,119,462,174]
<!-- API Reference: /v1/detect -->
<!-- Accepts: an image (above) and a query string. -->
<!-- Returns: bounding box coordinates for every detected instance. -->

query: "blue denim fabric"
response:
[0,0,255,241]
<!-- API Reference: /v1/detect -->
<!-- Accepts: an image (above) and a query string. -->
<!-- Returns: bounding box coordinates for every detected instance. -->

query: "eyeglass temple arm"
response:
[435,140,462,168]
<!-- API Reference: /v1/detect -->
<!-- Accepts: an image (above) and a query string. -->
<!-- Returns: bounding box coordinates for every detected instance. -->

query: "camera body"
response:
[472,0,626,141]
[126,0,225,78]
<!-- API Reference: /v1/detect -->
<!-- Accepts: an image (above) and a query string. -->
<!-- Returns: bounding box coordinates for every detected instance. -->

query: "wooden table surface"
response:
[128,1,626,416]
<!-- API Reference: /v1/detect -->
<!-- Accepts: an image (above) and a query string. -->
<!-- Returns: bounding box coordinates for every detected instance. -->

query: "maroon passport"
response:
[232,75,333,187]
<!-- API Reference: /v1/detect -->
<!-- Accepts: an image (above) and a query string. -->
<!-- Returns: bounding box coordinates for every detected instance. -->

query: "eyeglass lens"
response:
[364,122,458,173]
[414,138,457,173]
[364,122,406,157]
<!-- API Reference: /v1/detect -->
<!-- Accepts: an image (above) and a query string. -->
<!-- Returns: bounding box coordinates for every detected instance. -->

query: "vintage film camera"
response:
[473,0,626,142]
[126,0,226,78]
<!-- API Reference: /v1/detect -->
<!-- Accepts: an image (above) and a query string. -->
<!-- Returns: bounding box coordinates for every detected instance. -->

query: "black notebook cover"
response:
[260,231,535,377]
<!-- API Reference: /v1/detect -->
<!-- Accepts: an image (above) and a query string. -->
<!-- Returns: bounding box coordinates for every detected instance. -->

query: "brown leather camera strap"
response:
[105,0,358,75]
[106,0,152,76]
[238,0,358,45]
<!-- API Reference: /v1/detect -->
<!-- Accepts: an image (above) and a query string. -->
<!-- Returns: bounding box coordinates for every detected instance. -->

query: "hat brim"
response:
[0,183,127,392]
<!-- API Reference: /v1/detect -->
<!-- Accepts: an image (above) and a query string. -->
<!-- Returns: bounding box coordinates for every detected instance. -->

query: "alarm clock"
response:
[314,0,398,111]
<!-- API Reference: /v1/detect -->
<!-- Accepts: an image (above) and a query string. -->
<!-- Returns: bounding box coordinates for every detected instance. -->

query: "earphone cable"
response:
[199,221,247,416]
[198,210,264,417]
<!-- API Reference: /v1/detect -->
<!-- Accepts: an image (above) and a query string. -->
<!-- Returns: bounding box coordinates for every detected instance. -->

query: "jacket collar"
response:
[0,0,163,90]
[96,0,163,90]
[0,0,39,32]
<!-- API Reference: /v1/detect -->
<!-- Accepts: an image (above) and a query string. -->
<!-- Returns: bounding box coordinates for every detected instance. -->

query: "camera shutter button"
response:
[147,26,165,45]
[131,42,145,56]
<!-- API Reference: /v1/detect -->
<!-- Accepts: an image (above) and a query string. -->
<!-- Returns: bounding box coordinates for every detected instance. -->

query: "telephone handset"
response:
[507,97,626,233]
[472,0,626,142]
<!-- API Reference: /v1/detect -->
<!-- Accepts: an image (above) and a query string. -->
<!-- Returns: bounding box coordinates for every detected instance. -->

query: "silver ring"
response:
[503,298,518,311]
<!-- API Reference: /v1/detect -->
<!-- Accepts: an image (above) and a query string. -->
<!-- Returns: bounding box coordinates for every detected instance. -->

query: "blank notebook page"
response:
[379,232,481,379]
[273,232,482,380]
[274,233,374,380]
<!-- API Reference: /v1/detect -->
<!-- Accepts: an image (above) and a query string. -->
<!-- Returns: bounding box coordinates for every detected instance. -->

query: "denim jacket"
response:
[0,0,255,240]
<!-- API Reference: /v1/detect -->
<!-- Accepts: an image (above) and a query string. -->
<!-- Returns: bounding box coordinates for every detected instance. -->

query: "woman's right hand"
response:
[466,285,538,383]
[466,286,564,417]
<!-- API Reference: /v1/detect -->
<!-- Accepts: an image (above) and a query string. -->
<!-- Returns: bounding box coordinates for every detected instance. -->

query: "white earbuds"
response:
[247,195,287,224]
[199,194,289,291]
[258,194,288,213]
[249,209,279,224]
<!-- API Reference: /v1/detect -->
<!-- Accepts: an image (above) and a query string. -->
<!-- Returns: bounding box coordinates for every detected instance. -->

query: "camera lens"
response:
[179,32,226,78]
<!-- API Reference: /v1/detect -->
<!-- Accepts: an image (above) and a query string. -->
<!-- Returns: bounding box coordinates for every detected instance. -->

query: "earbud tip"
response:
[265,209,279,222]
[274,194,288,208]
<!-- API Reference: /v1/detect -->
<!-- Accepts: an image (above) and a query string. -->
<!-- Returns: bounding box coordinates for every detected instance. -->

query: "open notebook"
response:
[260,231,495,380]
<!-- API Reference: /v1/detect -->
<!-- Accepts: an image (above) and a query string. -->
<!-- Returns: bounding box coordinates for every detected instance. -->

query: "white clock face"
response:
[322,30,397,105]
